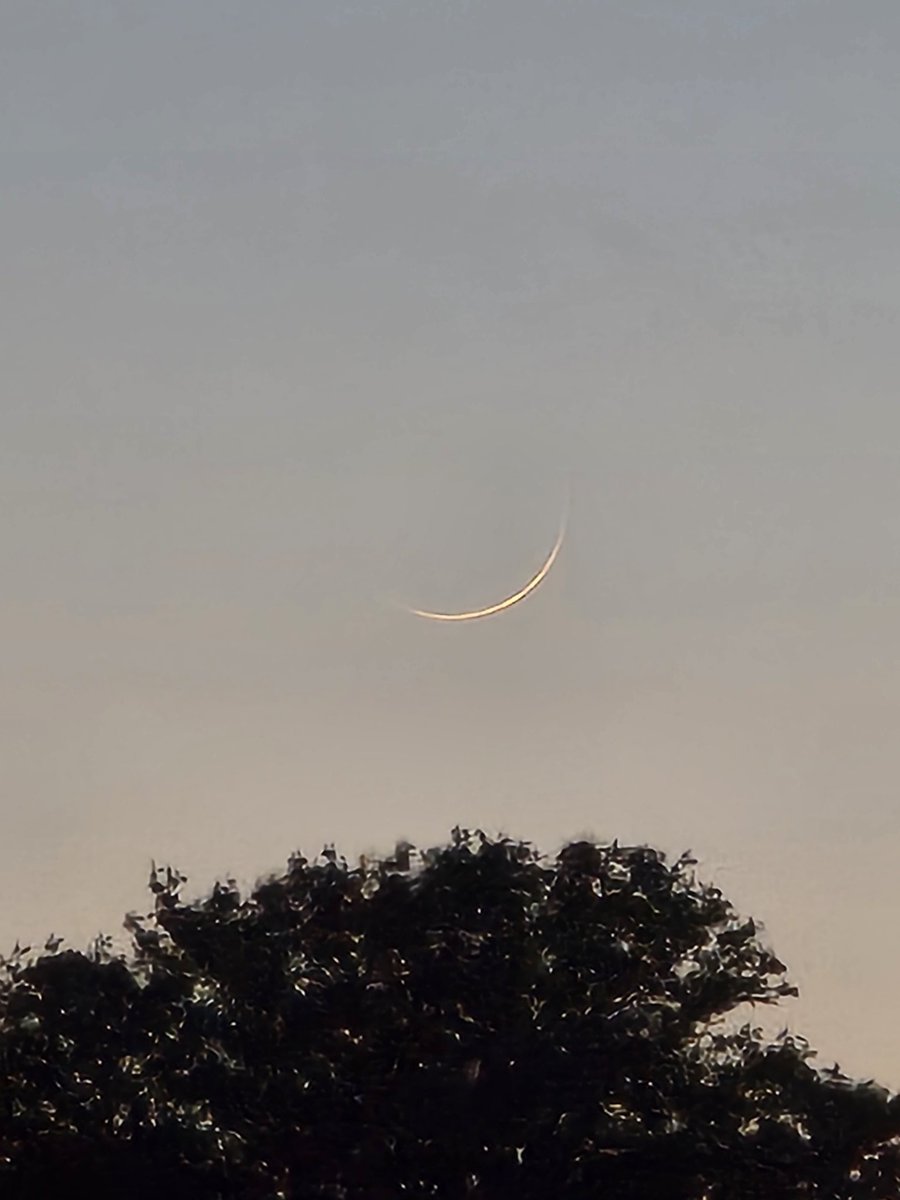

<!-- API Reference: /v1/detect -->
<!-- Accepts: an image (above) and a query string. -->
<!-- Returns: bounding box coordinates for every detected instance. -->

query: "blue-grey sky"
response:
[4,1,900,1085]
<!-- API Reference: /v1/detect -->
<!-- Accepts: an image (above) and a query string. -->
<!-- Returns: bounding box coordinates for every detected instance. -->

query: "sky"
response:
[3,0,900,1085]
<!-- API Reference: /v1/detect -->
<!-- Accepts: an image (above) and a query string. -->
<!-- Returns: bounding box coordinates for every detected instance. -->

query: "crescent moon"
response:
[408,512,566,622]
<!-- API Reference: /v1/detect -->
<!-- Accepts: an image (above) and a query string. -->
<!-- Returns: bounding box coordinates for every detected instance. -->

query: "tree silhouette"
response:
[1,828,898,1198]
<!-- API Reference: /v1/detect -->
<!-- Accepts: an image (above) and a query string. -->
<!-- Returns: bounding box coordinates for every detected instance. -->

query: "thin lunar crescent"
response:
[408,514,566,622]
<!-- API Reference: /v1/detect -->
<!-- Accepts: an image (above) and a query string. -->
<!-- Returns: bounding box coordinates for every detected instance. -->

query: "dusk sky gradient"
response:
[4,1,900,1086]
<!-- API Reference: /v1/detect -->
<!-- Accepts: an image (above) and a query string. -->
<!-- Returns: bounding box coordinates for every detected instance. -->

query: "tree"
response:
[1,828,898,1198]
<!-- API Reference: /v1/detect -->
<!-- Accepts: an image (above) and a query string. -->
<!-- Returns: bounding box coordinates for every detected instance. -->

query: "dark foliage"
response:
[1,828,898,1198]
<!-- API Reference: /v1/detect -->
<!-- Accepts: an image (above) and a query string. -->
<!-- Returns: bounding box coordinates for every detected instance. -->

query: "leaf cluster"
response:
[1,829,898,1198]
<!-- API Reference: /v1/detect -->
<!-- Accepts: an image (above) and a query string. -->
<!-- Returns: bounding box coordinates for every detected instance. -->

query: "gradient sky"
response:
[4,1,900,1086]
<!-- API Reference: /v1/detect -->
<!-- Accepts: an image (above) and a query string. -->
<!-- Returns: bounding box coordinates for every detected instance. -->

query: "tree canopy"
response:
[1,827,898,1198]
